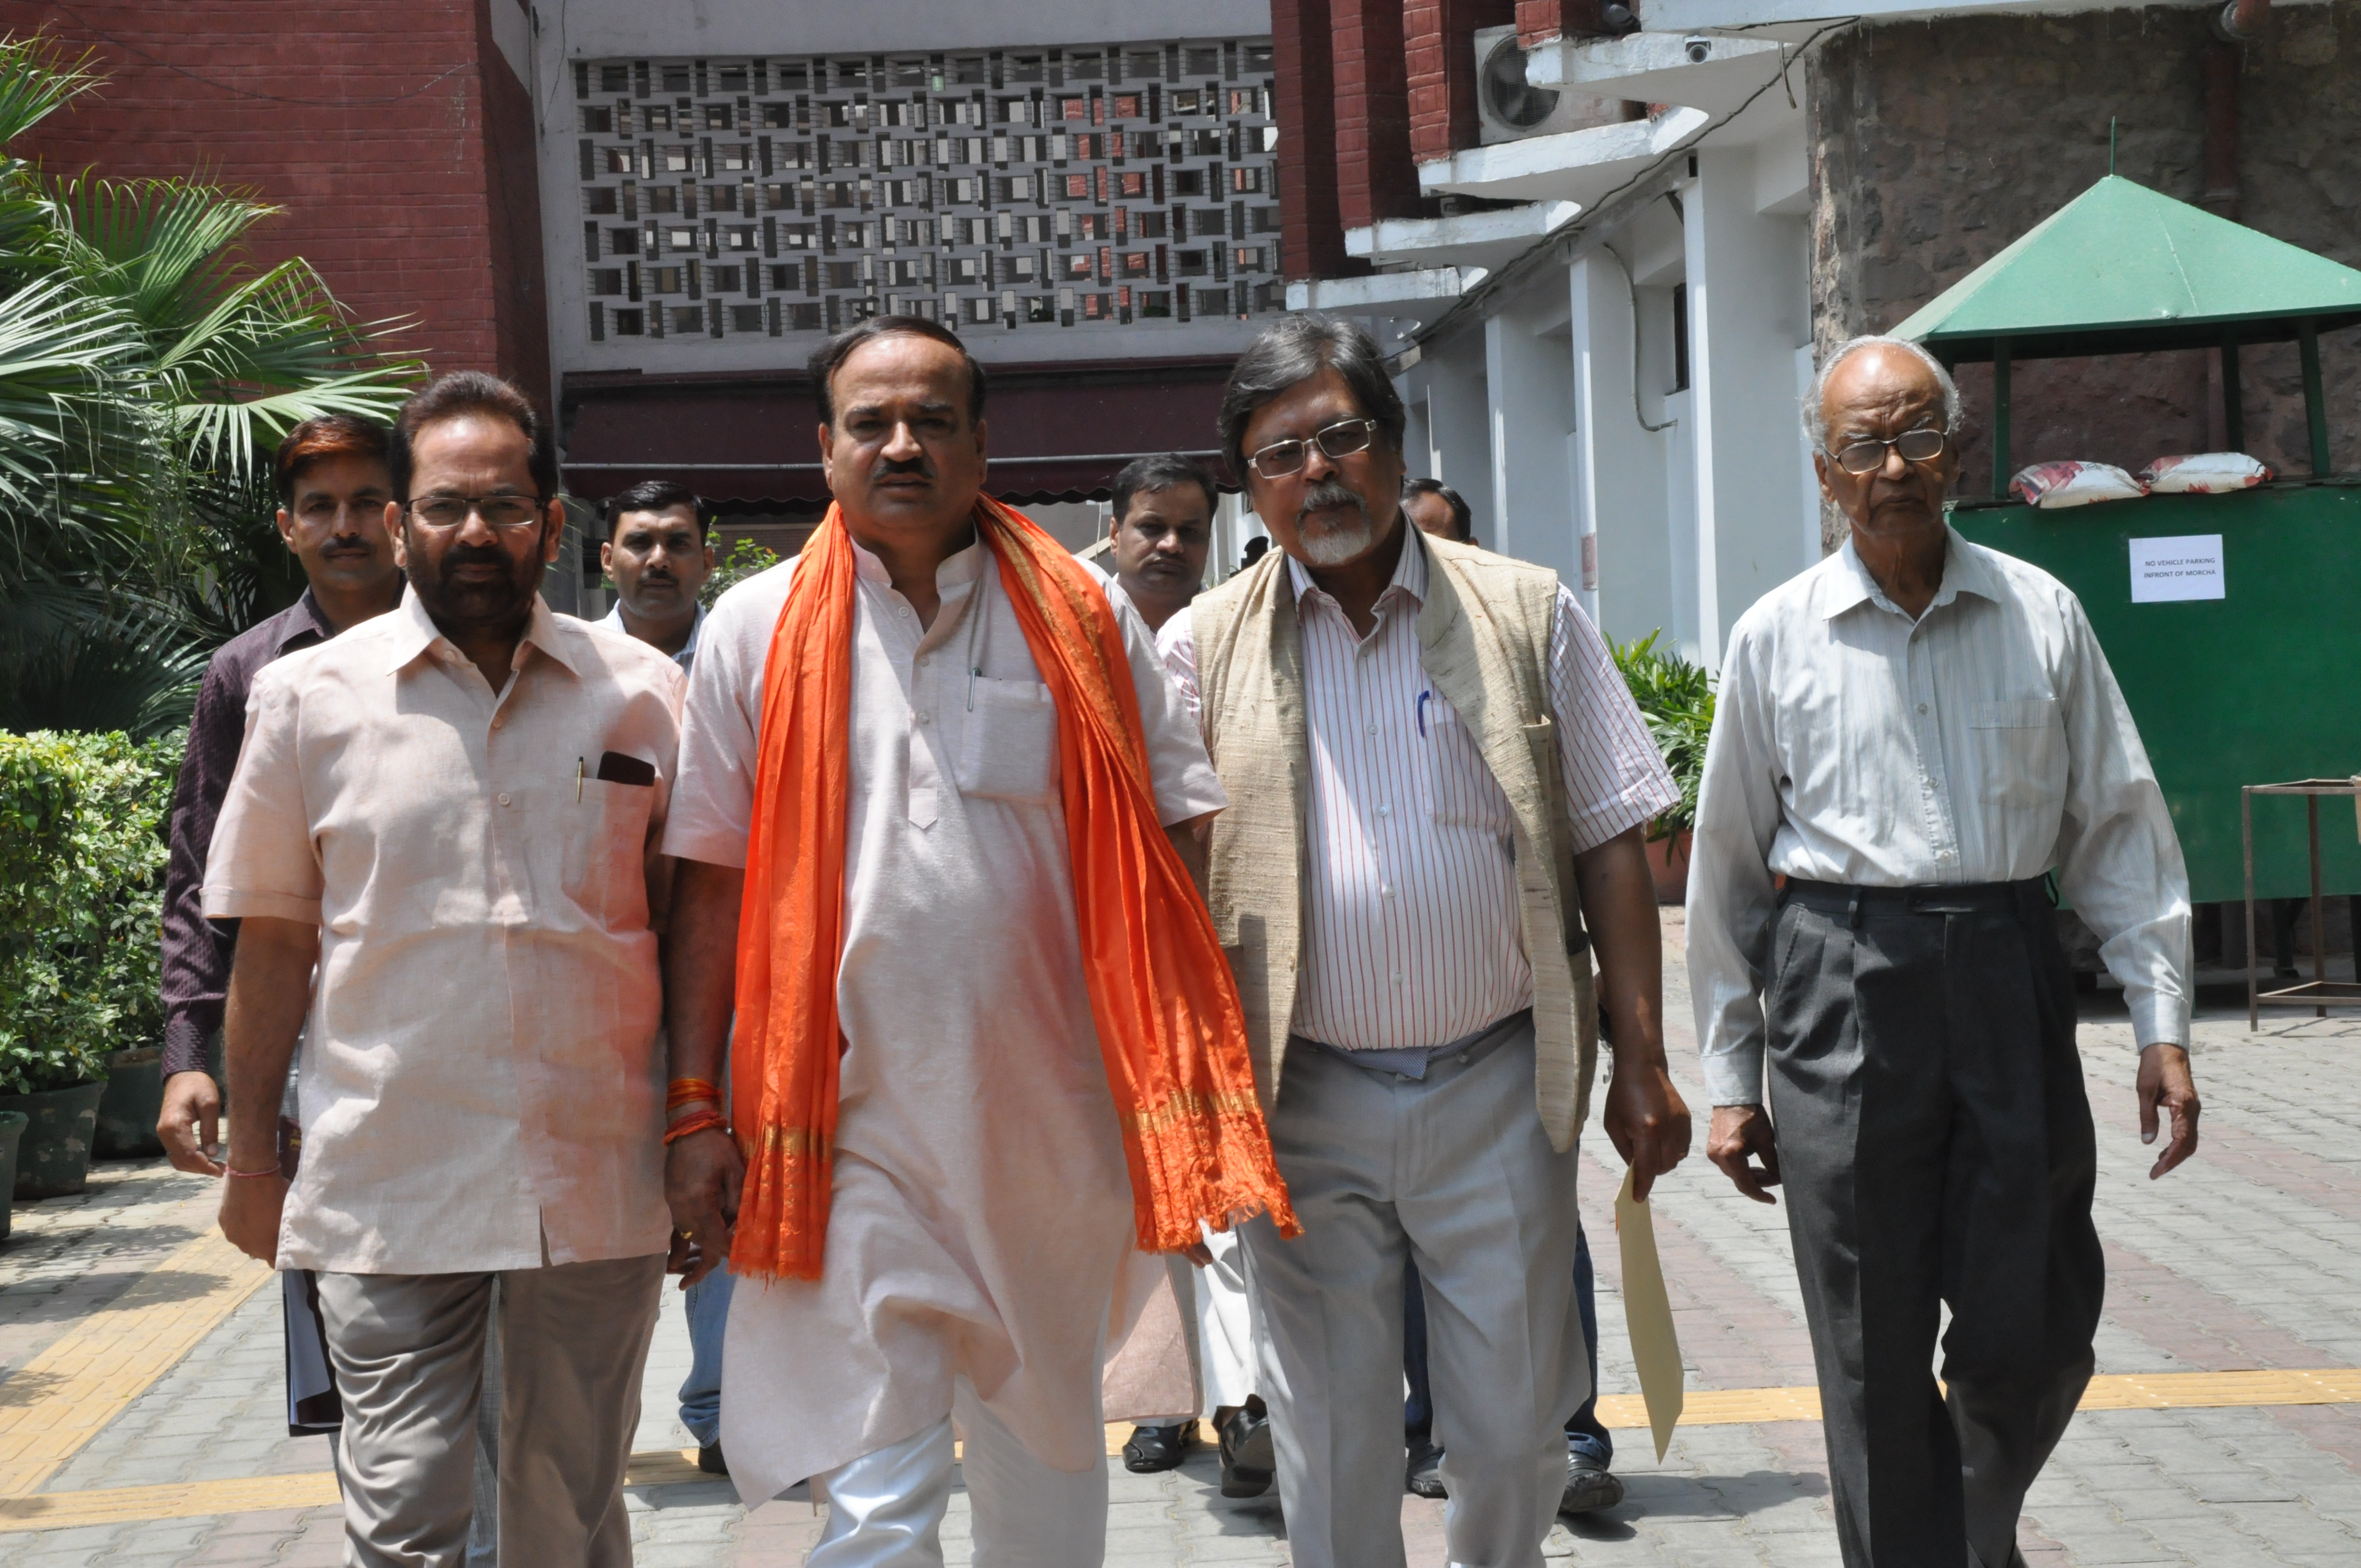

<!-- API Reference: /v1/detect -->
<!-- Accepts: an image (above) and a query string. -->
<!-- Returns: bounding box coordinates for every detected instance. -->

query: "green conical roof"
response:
[1892,176,2361,364]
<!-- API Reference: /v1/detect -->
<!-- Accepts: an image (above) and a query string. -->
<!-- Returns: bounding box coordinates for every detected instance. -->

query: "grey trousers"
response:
[1239,1015,1584,1568]
[1766,881,2105,1568]
[317,1254,666,1568]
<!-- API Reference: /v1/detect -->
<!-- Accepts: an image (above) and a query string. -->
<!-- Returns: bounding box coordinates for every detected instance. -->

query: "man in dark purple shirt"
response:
[156,415,405,1170]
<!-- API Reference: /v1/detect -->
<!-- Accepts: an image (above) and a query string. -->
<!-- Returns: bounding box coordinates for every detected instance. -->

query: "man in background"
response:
[600,479,715,668]
[1097,454,1215,635]
[592,478,728,1478]
[1400,478,1474,546]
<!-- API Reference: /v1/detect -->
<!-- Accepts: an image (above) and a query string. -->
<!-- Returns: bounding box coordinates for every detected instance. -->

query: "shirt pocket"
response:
[954,676,1060,807]
[1419,695,1514,833]
[563,777,657,927]
[1968,696,2064,812]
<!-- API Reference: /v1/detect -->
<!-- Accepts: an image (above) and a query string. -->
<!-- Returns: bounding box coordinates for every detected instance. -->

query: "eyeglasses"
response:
[1829,428,1948,476]
[1247,418,1380,480]
[403,493,549,531]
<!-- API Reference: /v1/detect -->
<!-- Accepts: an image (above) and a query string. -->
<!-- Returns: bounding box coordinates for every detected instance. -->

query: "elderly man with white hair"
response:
[1686,335,2202,1568]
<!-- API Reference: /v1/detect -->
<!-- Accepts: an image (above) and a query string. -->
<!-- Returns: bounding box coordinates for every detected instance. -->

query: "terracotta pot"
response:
[0,1080,107,1199]
[1645,830,1693,905]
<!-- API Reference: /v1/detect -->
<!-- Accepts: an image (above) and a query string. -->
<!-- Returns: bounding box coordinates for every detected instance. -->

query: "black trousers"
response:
[1766,880,2105,1568]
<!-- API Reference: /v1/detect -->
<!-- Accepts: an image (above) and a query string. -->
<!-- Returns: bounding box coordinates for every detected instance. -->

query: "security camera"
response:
[1684,37,1712,64]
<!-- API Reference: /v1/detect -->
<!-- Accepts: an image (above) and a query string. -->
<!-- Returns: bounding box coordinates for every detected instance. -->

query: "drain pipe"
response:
[2201,0,2266,219]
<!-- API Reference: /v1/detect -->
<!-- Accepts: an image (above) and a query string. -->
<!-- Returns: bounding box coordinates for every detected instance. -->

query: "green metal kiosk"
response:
[1892,176,2361,929]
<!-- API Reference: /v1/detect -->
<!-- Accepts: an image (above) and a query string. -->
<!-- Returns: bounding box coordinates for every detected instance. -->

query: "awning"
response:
[559,356,1238,513]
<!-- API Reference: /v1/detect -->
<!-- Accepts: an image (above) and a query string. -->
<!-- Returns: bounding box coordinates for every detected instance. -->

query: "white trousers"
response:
[1193,1223,1258,1412]
[809,1378,1108,1568]
[1241,1021,1585,1568]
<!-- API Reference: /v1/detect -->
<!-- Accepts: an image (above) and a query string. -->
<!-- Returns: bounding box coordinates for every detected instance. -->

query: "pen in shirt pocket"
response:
[1416,690,1432,738]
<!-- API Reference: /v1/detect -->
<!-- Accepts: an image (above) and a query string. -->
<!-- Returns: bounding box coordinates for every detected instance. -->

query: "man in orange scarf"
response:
[659,316,1288,1566]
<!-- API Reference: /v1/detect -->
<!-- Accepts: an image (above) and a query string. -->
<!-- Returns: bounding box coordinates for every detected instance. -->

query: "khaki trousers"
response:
[317,1254,665,1568]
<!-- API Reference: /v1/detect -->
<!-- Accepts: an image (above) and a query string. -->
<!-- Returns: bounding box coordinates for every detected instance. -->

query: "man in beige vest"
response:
[1160,314,1693,1568]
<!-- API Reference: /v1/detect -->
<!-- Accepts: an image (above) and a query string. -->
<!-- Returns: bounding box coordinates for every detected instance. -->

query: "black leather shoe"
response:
[1404,1436,1446,1499]
[1217,1406,1275,1498]
[698,1442,729,1477]
[1559,1451,1623,1515]
[1122,1422,1193,1473]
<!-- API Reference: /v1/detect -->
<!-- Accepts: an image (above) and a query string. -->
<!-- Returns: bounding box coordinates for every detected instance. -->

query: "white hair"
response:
[1803,335,1963,450]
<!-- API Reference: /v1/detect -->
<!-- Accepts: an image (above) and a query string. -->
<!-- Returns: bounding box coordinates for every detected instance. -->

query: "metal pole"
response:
[2311,794,2326,1019]
[2245,786,2258,1032]
[1992,339,2012,500]
[2299,319,2332,476]
[2221,336,2245,453]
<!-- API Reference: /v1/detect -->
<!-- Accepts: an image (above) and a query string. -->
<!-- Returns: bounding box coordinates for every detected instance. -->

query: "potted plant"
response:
[0,732,175,1196]
[1609,633,1716,905]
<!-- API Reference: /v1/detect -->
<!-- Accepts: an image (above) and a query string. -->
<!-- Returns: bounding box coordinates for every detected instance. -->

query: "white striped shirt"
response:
[1161,539,1677,1052]
[1687,527,2192,1106]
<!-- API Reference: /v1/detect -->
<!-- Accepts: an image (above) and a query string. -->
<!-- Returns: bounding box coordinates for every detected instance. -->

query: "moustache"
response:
[874,458,933,481]
[1299,481,1370,524]
[321,532,377,554]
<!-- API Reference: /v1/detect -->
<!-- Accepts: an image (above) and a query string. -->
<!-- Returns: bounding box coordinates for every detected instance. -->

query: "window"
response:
[1117,171,1147,198]
[718,66,748,92]
[825,261,864,288]
[1058,97,1088,121]
[1120,251,1152,277]
[1234,246,1265,270]
[584,186,618,215]
[1189,130,1223,157]
[1081,292,1116,320]
[1175,249,1206,276]
[1231,166,1263,193]
[661,66,692,92]
[884,258,927,287]
[767,264,797,290]
[1025,295,1056,323]
[1111,95,1141,120]
[1068,53,1104,80]
[1229,89,1261,116]
[646,186,679,213]
[608,226,640,254]
[763,104,796,130]
[1250,206,1280,233]
[1184,48,1220,77]
[672,304,708,334]
[650,266,684,293]
[999,176,1035,202]
[1194,208,1229,236]
[613,307,644,334]
[705,104,733,129]
[966,296,995,323]
[948,256,983,285]
[784,302,823,331]
[662,147,693,173]
[1002,254,1037,282]
[778,224,817,249]
[763,183,794,209]
[1062,253,1094,280]
[947,177,981,203]
[1197,287,1231,315]
[644,105,672,131]
[1171,90,1200,114]
[726,226,756,250]
[668,227,699,251]
[590,268,624,295]
[1138,290,1172,318]
[731,304,764,332]
[708,183,739,210]
[600,65,629,92]
[720,145,752,171]
[581,106,613,133]
[602,147,634,175]
[1134,210,1167,238]
[1171,168,1204,197]
[886,179,925,205]
[1064,173,1091,200]
[823,181,858,208]
[710,264,741,291]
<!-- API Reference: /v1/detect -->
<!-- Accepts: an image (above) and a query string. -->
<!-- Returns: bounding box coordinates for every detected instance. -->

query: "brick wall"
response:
[1809,4,2361,501]
[1515,1,1564,48]
[8,0,551,407]
[1406,0,1515,164]
[1334,0,1421,227]
[1271,0,1352,278]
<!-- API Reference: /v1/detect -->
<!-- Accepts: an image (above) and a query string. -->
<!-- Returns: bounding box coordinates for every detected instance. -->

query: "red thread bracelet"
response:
[663,1108,728,1146]
[667,1077,722,1111]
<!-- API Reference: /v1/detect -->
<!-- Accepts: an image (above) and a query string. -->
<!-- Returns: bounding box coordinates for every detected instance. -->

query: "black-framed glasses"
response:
[1829,428,1947,476]
[1247,417,1380,480]
[403,493,549,531]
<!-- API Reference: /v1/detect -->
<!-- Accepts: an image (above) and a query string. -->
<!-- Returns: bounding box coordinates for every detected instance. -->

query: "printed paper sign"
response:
[2128,535,2226,603]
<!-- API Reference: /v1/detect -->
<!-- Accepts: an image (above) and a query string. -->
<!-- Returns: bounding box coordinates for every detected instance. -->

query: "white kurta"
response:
[666,535,1226,1501]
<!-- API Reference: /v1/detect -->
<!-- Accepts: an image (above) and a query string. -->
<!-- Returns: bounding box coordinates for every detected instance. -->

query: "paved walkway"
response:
[3,921,2360,1564]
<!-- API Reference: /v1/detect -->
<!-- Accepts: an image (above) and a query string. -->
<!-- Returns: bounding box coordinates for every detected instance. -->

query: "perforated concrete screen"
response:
[570,42,1282,346]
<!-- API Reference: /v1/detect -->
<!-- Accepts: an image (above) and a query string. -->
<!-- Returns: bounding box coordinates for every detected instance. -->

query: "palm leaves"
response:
[0,34,420,735]
[1609,631,1716,841]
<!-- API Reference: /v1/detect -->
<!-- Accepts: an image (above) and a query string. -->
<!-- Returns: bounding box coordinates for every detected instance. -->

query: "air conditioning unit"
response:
[1473,25,1598,144]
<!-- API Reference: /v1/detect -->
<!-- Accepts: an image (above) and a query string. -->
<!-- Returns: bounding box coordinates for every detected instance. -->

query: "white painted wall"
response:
[1419,336,1495,545]
[1681,144,1813,668]
[1483,301,1578,587]
[1569,253,1675,648]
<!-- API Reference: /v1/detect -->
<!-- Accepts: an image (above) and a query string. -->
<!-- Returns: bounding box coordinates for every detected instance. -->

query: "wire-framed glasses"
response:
[1829,428,1947,475]
[404,493,548,531]
[1247,418,1380,480]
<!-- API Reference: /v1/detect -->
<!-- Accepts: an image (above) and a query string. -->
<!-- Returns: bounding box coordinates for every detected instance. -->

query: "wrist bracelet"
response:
[662,1108,729,1146]
[224,1164,282,1180]
[667,1076,722,1112]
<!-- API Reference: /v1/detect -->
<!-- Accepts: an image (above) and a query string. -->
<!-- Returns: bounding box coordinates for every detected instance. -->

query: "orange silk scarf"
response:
[730,497,1297,1280]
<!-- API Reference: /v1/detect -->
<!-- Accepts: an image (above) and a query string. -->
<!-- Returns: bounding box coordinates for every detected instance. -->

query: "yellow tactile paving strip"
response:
[0,1229,274,1500]
[4,1369,2359,1533]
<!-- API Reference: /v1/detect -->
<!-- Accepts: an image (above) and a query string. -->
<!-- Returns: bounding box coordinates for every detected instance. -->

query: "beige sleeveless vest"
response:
[1190,526,1600,1152]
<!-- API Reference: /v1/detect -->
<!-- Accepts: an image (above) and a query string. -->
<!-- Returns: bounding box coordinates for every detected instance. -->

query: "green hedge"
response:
[0,730,178,1094]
